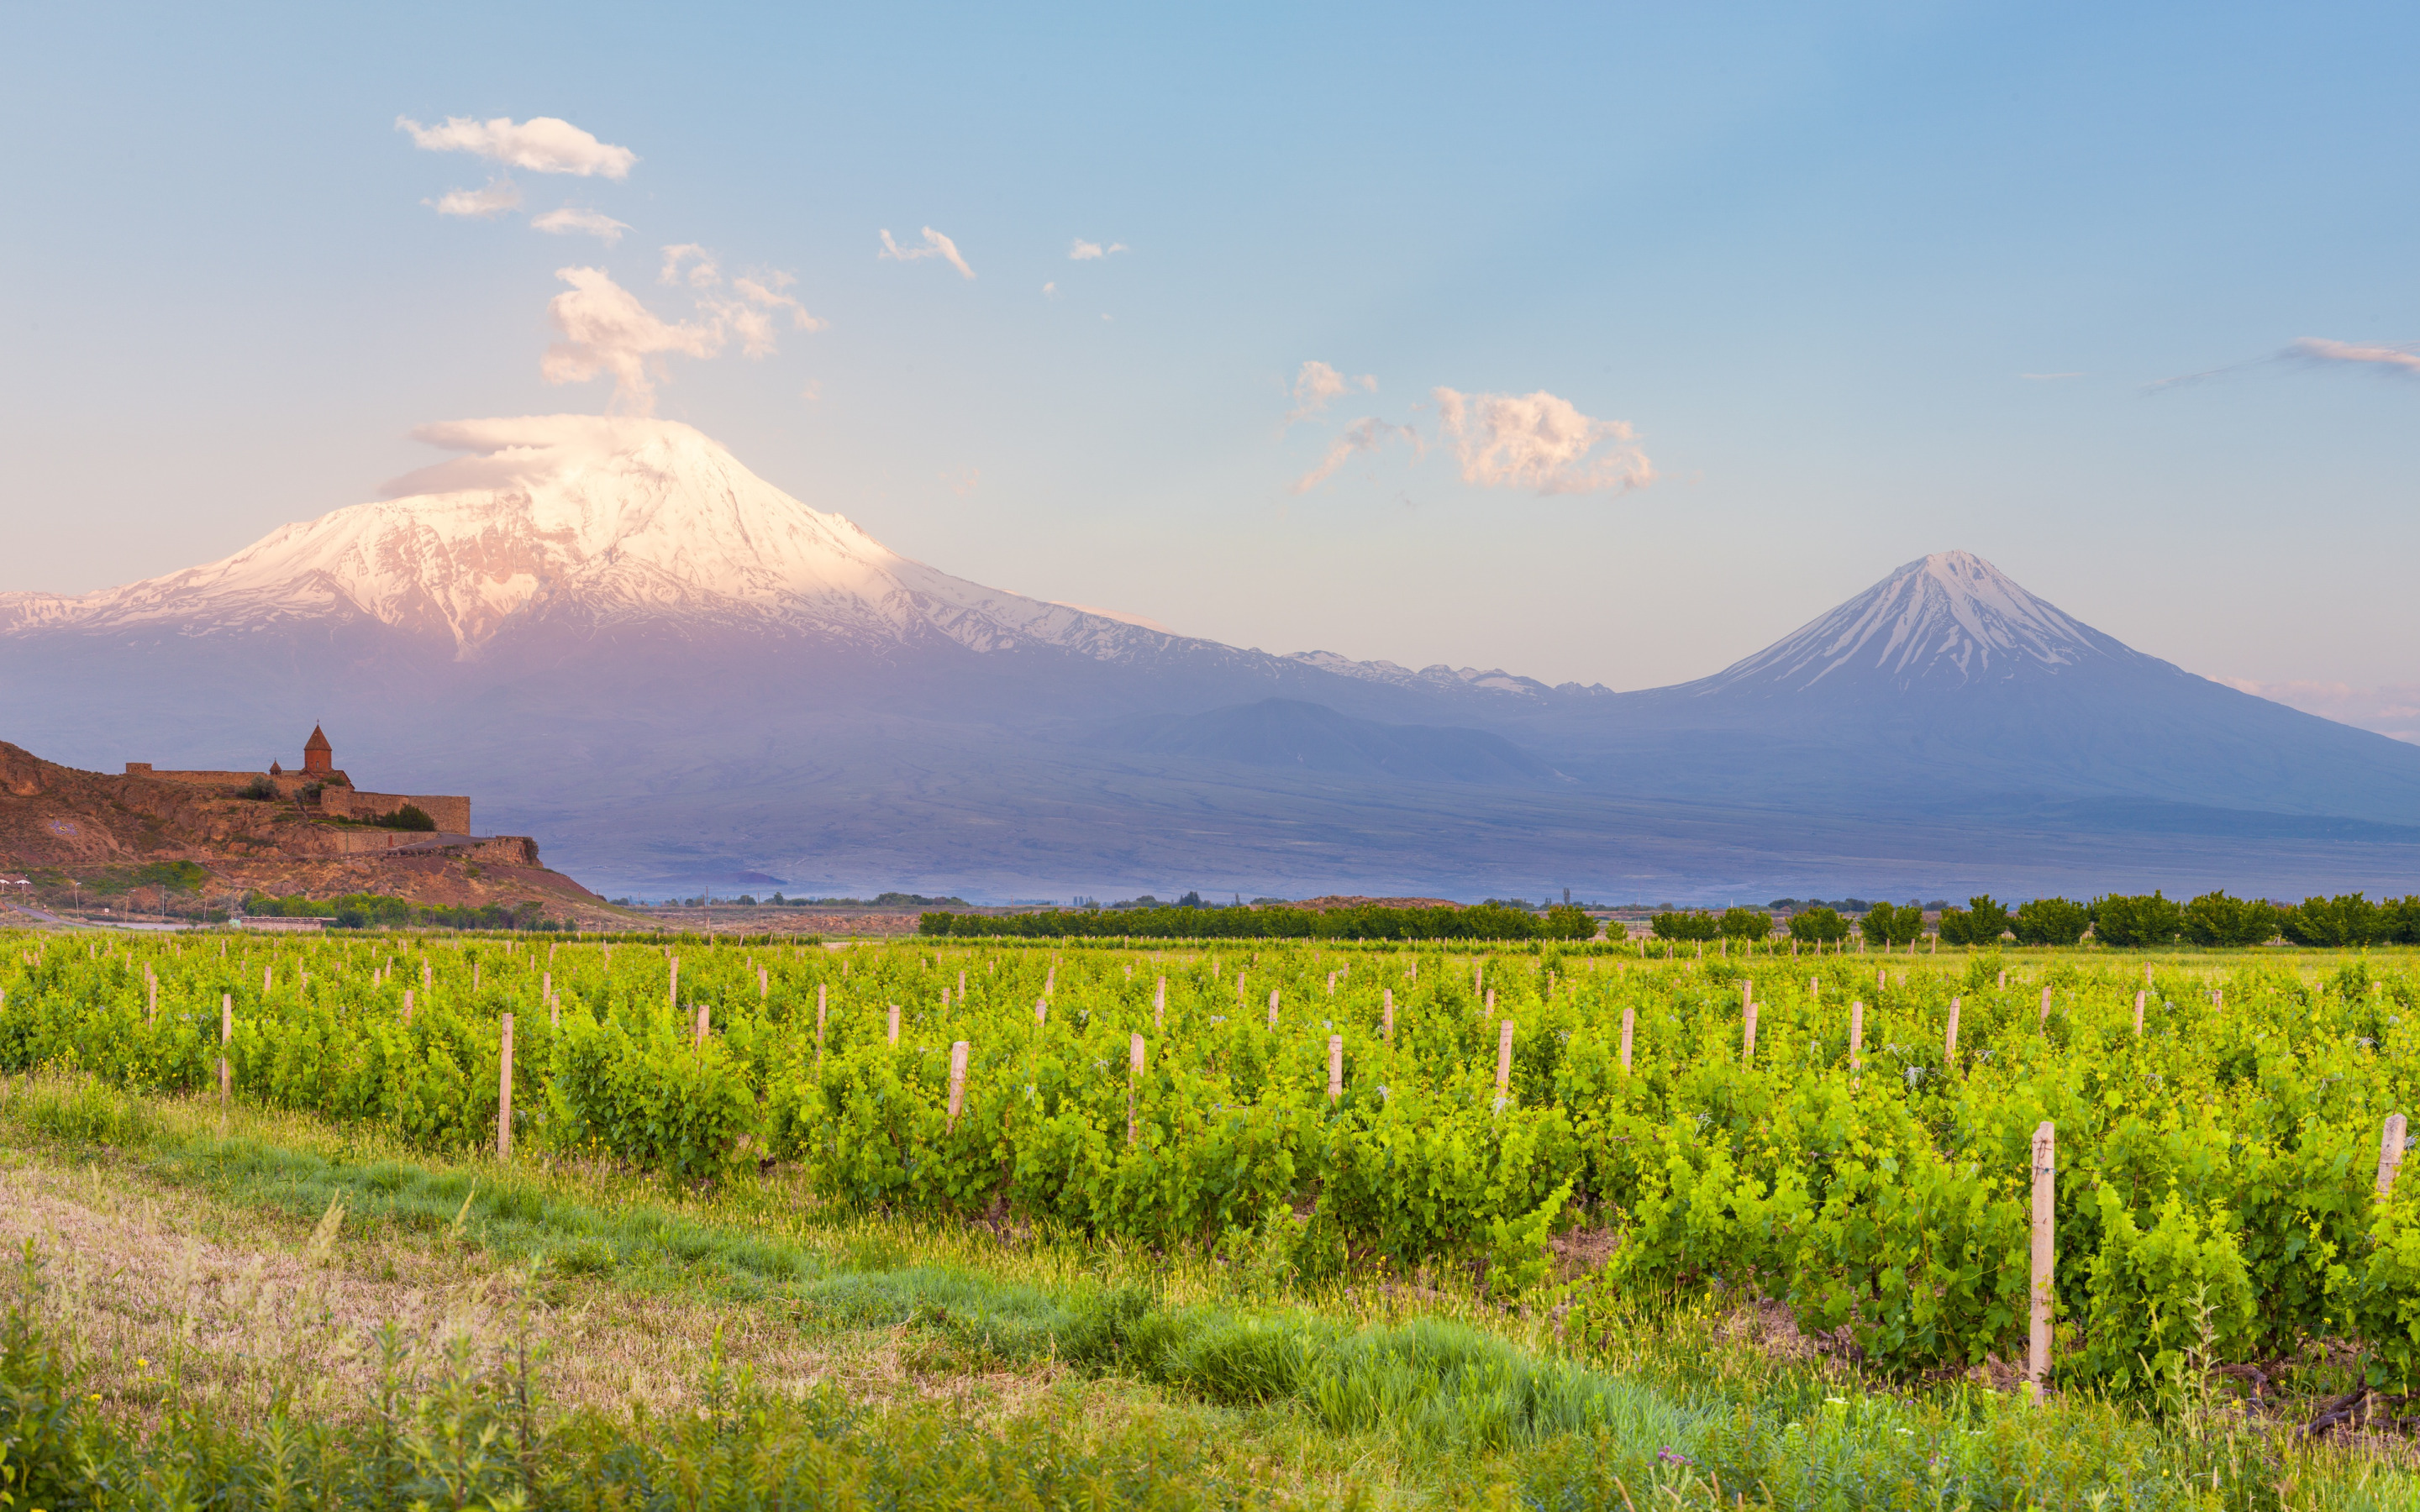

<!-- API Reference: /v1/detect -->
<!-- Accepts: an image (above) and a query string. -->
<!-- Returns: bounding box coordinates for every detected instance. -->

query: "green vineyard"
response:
[3,931,2415,1395]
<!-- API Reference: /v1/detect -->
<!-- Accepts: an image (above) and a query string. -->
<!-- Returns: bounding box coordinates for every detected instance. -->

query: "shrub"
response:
[2280,894,2384,948]
[2181,890,2278,948]
[2012,896,2090,946]
[1859,901,1924,947]
[1716,907,1771,942]
[1786,906,1850,944]
[384,804,438,832]
[1648,910,1719,942]
[2090,893,2181,948]
[236,776,279,801]
[1540,904,1597,940]
[1939,895,2012,946]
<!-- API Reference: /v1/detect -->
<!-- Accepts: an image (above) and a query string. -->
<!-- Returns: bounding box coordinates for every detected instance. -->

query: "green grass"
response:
[0,1074,2412,1509]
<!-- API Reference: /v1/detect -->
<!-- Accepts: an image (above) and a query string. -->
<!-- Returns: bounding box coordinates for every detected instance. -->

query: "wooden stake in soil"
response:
[669,957,679,1006]
[147,974,157,1026]
[694,1002,709,1050]
[1382,988,1395,1042]
[402,989,413,1023]
[2028,1121,2055,1397]
[497,1013,515,1160]
[219,994,232,1105]
[2133,990,2144,1036]
[948,1042,970,1133]
[2039,986,2051,1023]
[1125,1033,1147,1142]
[887,1003,900,1046]
[1620,1004,1634,1075]
[1034,997,1048,1028]
[1328,1035,1344,1100]
[1742,988,1758,1063]
[816,984,827,1068]
[1268,988,1280,1027]
[759,967,768,999]
[1849,1000,1864,1073]
[1494,1020,1514,1109]
[1944,996,1961,1067]
[1155,975,1166,1030]
[2379,1113,2408,1199]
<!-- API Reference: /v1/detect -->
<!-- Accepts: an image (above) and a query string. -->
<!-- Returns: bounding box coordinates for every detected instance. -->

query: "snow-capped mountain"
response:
[0,416,1185,662]
[0,415,1584,704]
[1684,551,2144,697]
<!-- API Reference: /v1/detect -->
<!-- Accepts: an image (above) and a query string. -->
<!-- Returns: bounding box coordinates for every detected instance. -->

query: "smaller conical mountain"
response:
[1683,551,2140,698]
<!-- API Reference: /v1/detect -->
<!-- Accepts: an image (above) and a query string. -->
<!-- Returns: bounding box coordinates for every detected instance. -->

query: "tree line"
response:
[921,901,1601,942]
[1647,891,2420,948]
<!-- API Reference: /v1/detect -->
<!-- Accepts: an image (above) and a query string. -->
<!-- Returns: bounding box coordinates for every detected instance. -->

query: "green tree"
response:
[2279,894,2383,948]
[1649,910,1720,942]
[2181,890,2279,948]
[1786,906,1850,944]
[2012,896,2089,946]
[1860,901,1924,947]
[1717,906,1771,942]
[1541,904,1598,940]
[2091,892,2182,948]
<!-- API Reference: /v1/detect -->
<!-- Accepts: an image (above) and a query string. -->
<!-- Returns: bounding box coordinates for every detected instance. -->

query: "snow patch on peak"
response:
[1694,550,2135,696]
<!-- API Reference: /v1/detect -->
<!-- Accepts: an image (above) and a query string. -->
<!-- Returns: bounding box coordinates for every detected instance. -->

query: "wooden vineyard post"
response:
[2133,990,2144,1037]
[1045,962,1055,996]
[959,969,967,995]
[816,984,828,1069]
[1328,1036,1344,1100]
[1494,1021,1514,1110]
[402,989,414,1023]
[1998,969,2007,990]
[497,1013,515,1160]
[887,1003,900,1046]
[147,973,157,1026]
[423,959,431,992]
[1742,984,1757,1063]
[1155,975,1166,1030]
[1269,988,1280,1028]
[2144,963,2154,987]
[2380,1114,2408,1198]
[1619,1005,1634,1075]
[1127,1034,1145,1142]
[1383,988,1395,1042]
[1034,997,1048,1028]
[1944,996,1960,1067]
[263,965,272,993]
[948,1042,970,1133]
[1485,988,1496,1021]
[2029,1121,2055,1398]
[2039,986,2051,1023]
[694,1002,710,1051]
[219,994,232,1106]
[760,967,768,999]
[1849,1000,1864,1074]
[669,957,679,1006]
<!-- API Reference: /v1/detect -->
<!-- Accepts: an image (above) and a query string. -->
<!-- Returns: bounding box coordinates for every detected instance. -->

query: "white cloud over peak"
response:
[879,226,976,280]
[531,207,629,244]
[2286,337,2420,377]
[1069,239,1128,260]
[541,268,726,414]
[397,114,637,179]
[428,177,523,218]
[1284,360,1376,429]
[1432,387,1654,495]
[729,271,828,354]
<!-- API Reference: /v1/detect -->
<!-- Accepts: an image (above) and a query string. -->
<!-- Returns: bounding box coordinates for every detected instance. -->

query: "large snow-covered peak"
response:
[0,415,1177,659]
[1687,551,2146,698]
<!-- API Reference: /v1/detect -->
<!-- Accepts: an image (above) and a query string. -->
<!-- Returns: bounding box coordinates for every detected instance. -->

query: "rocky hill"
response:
[0,742,618,927]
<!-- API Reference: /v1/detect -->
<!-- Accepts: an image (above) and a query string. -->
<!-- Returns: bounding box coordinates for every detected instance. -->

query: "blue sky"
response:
[3,2,2414,724]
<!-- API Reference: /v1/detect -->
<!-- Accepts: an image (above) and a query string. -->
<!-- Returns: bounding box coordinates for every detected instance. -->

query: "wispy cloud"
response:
[879,226,976,279]
[1292,417,1418,493]
[2146,335,2420,393]
[660,244,719,287]
[1042,281,1058,298]
[397,114,637,178]
[530,206,629,244]
[539,260,823,413]
[1283,360,1376,429]
[1432,387,1654,495]
[2286,337,2420,377]
[541,267,726,414]
[427,177,523,218]
[1069,239,1128,260]
[2221,676,2420,743]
